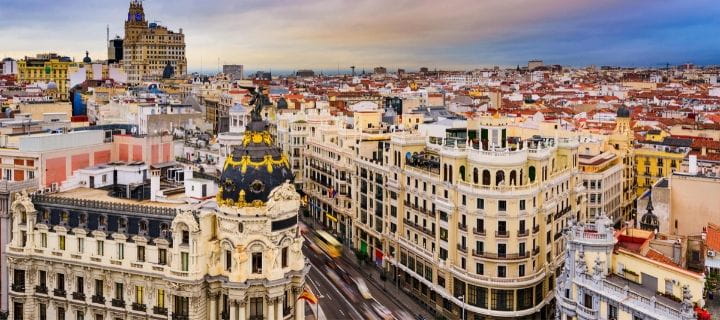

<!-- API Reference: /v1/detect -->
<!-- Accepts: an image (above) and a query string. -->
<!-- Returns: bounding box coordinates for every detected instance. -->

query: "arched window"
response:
[529,166,536,182]
[473,168,479,184]
[509,170,517,186]
[496,171,505,186]
[448,165,453,182]
[482,170,491,185]
[459,166,466,182]
[443,164,447,181]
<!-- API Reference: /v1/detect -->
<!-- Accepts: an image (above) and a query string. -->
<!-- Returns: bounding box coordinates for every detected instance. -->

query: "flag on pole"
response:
[297,288,318,304]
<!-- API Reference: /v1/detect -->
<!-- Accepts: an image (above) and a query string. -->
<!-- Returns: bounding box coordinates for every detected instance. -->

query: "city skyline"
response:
[1,0,719,71]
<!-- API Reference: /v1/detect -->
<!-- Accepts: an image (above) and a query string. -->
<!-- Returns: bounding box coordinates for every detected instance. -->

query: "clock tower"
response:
[124,0,147,42]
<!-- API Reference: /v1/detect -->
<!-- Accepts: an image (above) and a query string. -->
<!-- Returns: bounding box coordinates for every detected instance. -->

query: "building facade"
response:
[6,109,308,320]
[17,54,72,101]
[123,1,187,84]
[303,112,587,319]
[556,213,704,320]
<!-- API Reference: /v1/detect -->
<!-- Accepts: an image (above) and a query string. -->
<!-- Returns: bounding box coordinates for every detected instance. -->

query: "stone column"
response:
[229,300,237,320]
[266,297,275,320]
[237,299,246,320]
[293,287,304,320]
[276,297,283,319]
[294,298,304,320]
[209,294,218,320]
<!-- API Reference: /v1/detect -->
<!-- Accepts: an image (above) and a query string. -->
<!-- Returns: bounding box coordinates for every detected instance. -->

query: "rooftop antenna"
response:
[106,24,109,44]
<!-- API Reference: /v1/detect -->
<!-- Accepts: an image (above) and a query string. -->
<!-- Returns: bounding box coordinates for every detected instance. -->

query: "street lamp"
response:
[458,295,466,320]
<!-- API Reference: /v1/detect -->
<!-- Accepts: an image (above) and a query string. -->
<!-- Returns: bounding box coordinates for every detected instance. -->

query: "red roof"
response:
[707,224,720,252]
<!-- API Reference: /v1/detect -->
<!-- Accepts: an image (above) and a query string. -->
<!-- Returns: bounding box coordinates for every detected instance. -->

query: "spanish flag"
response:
[297,288,318,304]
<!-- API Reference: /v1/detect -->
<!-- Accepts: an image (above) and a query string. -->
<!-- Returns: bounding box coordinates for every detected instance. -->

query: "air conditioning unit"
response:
[708,251,716,257]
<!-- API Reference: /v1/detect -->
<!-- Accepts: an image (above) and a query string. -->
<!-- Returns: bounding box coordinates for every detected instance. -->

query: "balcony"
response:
[153,306,168,315]
[456,244,467,253]
[533,225,540,234]
[72,292,86,301]
[35,285,48,294]
[53,289,66,298]
[472,250,529,260]
[554,232,563,240]
[111,299,126,308]
[473,228,486,236]
[92,295,106,304]
[132,302,147,312]
[517,229,529,237]
[458,223,467,232]
[11,283,25,292]
[533,247,540,256]
[554,206,572,220]
[495,230,510,238]
[403,219,435,237]
[576,303,598,318]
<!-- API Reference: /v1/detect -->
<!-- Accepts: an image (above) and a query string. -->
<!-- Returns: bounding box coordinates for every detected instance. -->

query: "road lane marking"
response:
[307,258,364,320]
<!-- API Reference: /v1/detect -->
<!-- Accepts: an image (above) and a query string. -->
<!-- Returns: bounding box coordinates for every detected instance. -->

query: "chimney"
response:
[689,155,698,175]
[150,169,160,201]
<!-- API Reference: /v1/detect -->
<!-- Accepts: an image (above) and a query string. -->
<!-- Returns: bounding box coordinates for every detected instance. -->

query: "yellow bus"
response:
[313,230,342,258]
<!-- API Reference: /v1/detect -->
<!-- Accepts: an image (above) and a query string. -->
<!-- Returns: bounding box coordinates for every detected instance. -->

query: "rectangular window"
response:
[115,283,123,301]
[498,200,507,211]
[96,240,104,256]
[77,238,84,253]
[39,303,46,320]
[94,279,102,297]
[520,200,526,210]
[137,246,145,262]
[41,233,47,248]
[181,252,189,271]
[249,297,263,318]
[135,286,144,304]
[476,263,484,275]
[497,266,506,278]
[57,307,65,320]
[39,270,46,287]
[156,289,165,308]
[225,250,232,271]
[477,198,484,209]
[117,243,124,260]
[282,247,288,268]
[182,231,189,244]
[252,252,263,273]
[59,235,66,250]
[158,248,167,265]
[519,264,525,277]
[56,273,65,291]
[76,277,83,294]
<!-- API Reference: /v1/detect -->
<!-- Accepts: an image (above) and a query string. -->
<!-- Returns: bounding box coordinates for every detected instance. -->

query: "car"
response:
[371,302,394,320]
[354,277,373,299]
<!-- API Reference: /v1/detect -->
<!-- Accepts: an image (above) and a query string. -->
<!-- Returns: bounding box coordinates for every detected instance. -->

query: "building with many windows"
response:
[6,107,308,320]
[556,212,705,320]
[304,110,587,319]
[577,137,623,223]
[123,0,187,84]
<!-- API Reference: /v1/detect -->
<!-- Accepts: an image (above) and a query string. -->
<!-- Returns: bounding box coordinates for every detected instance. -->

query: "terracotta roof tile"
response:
[707,224,720,252]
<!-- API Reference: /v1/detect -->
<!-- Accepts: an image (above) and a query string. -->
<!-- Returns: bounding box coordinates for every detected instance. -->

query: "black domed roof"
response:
[162,61,175,79]
[617,106,630,118]
[640,190,659,231]
[83,51,92,63]
[216,89,293,207]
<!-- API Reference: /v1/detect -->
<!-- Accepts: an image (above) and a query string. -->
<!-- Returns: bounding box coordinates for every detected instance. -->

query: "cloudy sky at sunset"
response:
[1,0,718,72]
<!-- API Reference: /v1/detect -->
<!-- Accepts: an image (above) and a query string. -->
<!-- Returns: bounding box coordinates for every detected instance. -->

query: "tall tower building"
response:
[122,0,187,84]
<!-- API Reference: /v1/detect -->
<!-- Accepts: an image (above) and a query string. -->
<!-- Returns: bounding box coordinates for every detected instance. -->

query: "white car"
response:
[354,277,373,299]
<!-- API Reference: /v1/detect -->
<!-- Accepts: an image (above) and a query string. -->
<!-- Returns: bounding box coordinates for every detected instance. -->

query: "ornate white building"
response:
[555,212,702,320]
[5,97,309,320]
